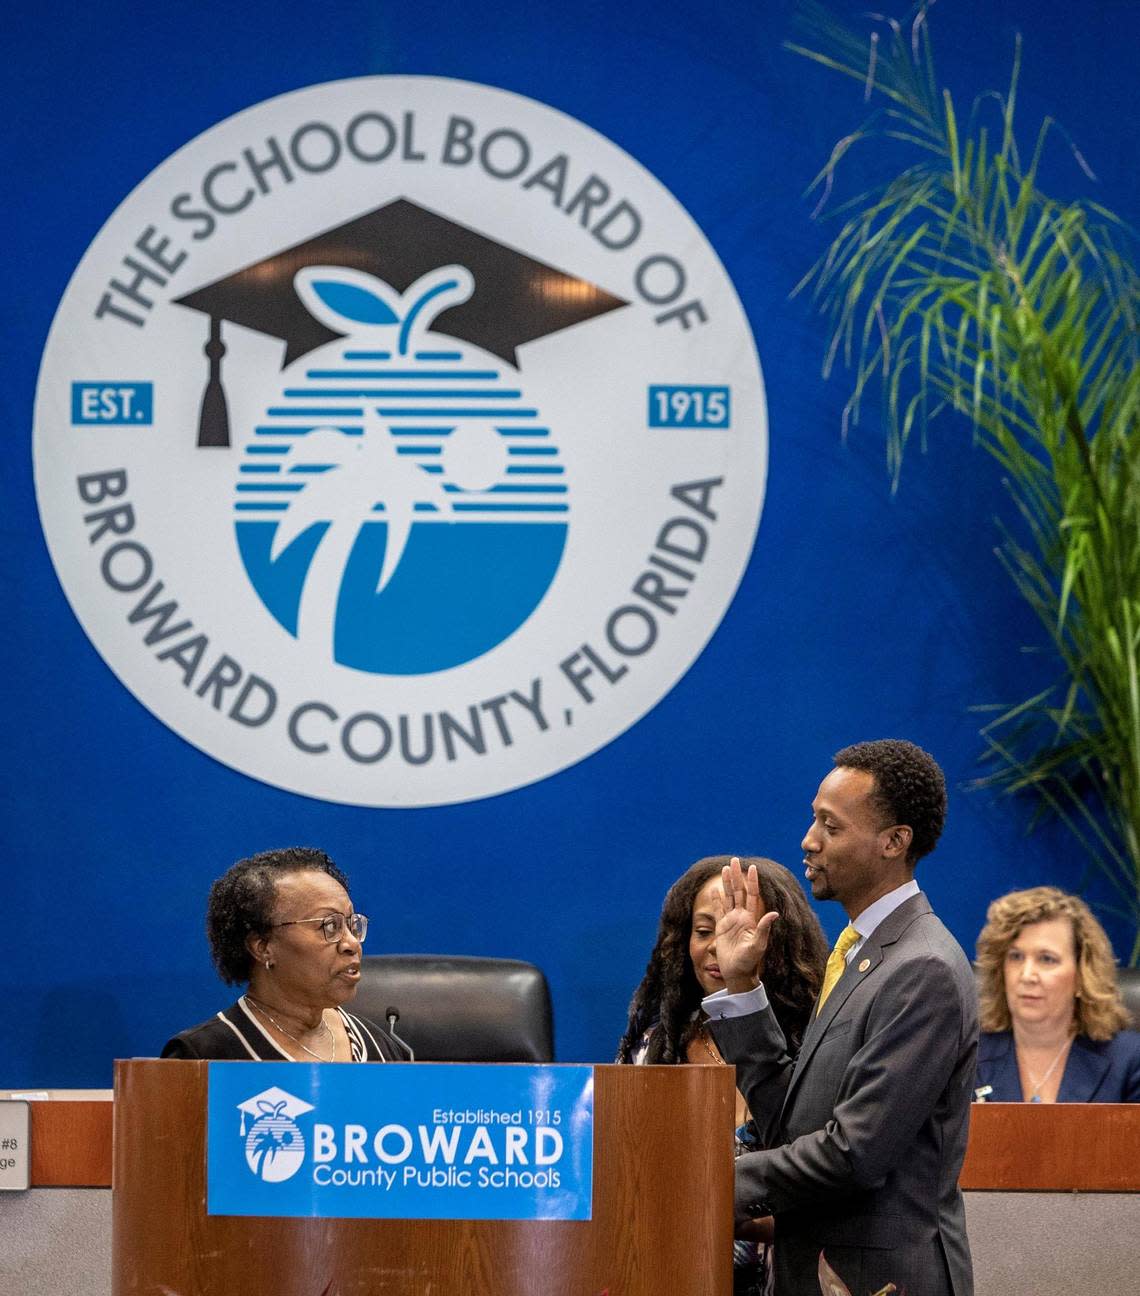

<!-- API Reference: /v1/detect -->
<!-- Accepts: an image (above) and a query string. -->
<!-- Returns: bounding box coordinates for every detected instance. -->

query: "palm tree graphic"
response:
[250,1125,290,1176]
[270,408,452,653]
[248,1101,295,1178]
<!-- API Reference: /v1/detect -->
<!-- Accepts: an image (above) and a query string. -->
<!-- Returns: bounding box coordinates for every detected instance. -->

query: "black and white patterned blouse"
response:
[161,996,409,1061]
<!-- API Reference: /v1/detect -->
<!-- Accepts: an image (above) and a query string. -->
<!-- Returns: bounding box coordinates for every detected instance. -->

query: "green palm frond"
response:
[791,2,1140,961]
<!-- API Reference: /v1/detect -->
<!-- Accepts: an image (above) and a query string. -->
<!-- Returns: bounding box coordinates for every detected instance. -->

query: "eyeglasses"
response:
[270,913,369,944]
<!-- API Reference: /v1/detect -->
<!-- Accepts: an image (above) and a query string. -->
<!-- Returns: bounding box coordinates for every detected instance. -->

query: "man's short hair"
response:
[833,739,947,863]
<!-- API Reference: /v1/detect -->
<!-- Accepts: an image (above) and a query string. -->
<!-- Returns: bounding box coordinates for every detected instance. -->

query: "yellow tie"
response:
[816,925,860,1016]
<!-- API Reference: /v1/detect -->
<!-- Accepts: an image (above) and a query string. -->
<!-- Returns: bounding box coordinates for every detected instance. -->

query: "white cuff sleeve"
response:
[701,983,769,1019]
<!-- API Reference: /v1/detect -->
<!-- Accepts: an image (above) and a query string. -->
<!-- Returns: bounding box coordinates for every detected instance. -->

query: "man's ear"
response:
[882,824,913,860]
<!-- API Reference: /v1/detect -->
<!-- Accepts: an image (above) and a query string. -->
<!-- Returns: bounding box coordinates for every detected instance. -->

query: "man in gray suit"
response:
[708,740,977,1296]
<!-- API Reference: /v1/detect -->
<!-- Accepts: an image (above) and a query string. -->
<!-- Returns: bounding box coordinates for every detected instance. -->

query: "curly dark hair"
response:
[617,856,828,1064]
[205,846,349,985]
[833,739,947,864]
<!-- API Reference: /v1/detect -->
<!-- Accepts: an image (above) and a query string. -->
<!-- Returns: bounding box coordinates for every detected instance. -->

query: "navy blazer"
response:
[975,1030,1140,1103]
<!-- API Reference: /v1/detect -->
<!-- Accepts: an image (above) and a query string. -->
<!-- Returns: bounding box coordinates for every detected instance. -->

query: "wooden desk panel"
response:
[30,1100,113,1187]
[960,1103,1140,1190]
[25,1089,1140,1194]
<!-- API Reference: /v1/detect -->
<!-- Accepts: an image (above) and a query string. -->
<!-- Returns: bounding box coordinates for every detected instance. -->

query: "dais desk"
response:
[5,1087,1140,1295]
[0,1089,113,1296]
[960,1103,1140,1293]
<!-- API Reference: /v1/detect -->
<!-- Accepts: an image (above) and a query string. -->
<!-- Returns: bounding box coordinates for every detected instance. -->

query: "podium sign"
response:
[207,1062,593,1219]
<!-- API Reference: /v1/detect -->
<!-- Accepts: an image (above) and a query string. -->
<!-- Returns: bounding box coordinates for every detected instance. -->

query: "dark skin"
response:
[244,869,365,1061]
[801,767,914,916]
[710,769,916,1247]
[714,767,915,997]
[687,871,774,1245]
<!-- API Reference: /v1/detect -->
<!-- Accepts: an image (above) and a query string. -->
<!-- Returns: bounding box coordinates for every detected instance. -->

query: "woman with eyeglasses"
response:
[161,846,408,1061]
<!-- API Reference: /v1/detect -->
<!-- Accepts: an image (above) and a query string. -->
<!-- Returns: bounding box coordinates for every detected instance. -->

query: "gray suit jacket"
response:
[709,892,978,1296]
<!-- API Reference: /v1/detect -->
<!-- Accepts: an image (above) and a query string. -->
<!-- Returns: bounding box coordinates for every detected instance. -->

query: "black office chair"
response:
[353,954,555,1061]
[1117,966,1140,1032]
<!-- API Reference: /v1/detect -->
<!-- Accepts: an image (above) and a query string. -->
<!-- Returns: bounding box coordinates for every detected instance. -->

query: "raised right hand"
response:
[714,856,778,993]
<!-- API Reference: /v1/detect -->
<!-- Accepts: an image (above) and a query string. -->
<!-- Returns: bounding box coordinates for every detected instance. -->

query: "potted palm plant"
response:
[790,1,1140,959]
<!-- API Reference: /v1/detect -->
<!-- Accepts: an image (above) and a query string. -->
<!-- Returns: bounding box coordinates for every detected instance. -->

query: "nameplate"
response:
[0,1101,30,1191]
[207,1062,593,1219]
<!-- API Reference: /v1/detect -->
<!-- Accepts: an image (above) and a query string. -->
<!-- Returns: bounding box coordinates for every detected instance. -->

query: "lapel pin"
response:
[857,958,871,972]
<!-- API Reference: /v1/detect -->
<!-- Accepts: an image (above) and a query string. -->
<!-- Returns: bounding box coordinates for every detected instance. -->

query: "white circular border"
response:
[34,76,767,807]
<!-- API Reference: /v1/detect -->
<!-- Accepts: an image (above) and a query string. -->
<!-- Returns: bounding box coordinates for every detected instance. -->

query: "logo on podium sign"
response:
[236,1086,314,1182]
[208,1062,594,1220]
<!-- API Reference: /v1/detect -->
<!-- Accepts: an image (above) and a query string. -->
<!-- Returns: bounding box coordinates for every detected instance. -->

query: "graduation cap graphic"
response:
[235,1085,315,1182]
[174,198,629,447]
[236,1085,315,1136]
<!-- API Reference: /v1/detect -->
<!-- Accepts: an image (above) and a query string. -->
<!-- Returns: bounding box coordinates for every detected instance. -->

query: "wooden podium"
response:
[112,1060,735,1296]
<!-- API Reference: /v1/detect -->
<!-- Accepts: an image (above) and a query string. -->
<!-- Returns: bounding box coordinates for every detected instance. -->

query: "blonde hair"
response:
[975,887,1129,1040]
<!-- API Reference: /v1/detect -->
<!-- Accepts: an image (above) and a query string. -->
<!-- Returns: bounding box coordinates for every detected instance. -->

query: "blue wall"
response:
[5,0,1137,1085]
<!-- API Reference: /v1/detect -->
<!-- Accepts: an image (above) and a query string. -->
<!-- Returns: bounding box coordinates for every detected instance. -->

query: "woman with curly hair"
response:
[974,887,1140,1103]
[162,846,407,1061]
[617,855,828,1296]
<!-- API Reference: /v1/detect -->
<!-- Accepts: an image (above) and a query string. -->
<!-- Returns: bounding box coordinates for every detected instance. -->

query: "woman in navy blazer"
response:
[974,887,1140,1103]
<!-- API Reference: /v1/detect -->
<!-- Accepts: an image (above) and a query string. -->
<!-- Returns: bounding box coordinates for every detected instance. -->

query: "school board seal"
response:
[33,76,767,807]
